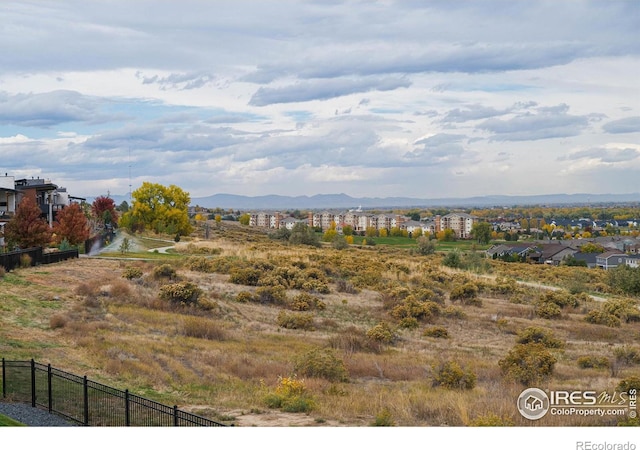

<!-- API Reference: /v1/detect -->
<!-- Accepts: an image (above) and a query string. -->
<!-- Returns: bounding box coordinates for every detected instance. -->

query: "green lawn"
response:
[0,413,25,427]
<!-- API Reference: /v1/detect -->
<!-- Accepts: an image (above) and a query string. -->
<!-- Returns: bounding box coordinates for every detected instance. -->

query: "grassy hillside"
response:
[1,223,638,426]
[0,414,25,426]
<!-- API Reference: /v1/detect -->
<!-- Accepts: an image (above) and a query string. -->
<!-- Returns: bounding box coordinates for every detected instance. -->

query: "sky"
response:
[1,0,639,201]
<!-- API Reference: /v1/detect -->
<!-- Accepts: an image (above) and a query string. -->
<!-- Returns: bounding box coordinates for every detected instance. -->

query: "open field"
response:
[1,222,639,427]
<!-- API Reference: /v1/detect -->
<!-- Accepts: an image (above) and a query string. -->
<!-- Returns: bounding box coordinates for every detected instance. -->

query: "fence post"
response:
[47,364,52,413]
[30,359,36,408]
[83,376,89,426]
[2,358,5,398]
[173,405,178,426]
[125,389,130,427]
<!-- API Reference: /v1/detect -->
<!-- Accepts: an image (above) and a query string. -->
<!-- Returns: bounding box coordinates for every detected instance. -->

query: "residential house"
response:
[595,251,627,270]
[538,244,578,265]
[1,174,84,250]
[279,216,302,230]
[485,244,536,260]
[571,253,599,268]
[624,255,640,269]
[400,220,424,236]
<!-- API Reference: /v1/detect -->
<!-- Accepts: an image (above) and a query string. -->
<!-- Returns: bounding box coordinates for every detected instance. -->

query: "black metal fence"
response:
[1,359,226,427]
[0,247,79,272]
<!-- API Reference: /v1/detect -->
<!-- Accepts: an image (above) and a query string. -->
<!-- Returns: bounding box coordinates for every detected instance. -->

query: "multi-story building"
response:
[1,174,85,249]
[436,213,478,239]
[247,209,480,239]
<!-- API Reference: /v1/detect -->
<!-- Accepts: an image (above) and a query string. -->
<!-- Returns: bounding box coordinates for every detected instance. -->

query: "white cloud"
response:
[0,0,638,199]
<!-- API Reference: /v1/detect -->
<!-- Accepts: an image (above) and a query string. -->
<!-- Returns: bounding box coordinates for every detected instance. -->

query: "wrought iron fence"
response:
[1,359,226,427]
[0,247,79,271]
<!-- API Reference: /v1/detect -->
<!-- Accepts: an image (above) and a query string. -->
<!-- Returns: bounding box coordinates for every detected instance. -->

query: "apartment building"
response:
[0,174,85,231]
[436,213,478,239]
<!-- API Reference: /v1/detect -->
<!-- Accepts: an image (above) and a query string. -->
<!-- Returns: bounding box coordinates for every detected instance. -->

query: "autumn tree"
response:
[4,195,51,249]
[322,221,338,242]
[92,196,119,228]
[436,229,456,242]
[289,222,320,247]
[239,213,251,225]
[119,182,193,236]
[579,242,605,253]
[471,222,492,244]
[53,203,90,247]
[415,235,436,255]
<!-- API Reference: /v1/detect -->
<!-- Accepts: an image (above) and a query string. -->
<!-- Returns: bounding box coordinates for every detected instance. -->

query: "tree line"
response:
[1,182,192,252]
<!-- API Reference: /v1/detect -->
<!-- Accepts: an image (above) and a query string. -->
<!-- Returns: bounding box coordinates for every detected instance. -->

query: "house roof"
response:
[572,253,599,264]
[597,250,627,259]
[443,212,476,219]
[539,244,573,260]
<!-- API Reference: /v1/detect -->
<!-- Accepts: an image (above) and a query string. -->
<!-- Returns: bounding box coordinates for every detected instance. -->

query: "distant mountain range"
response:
[86,192,639,210]
[188,192,640,210]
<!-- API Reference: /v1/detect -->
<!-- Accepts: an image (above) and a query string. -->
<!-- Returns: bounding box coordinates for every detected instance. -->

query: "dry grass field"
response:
[1,222,639,427]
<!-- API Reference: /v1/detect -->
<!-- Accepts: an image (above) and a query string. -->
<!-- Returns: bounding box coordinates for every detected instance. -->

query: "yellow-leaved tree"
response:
[119,182,193,236]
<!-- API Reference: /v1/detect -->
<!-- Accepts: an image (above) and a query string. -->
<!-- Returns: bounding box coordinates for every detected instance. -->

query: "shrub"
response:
[540,291,580,309]
[442,250,462,268]
[288,292,325,311]
[432,360,476,390]
[607,265,640,296]
[534,300,562,319]
[391,297,441,322]
[449,282,481,306]
[109,280,132,300]
[235,291,253,303]
[159,281,201,305]
[516,326,564,349]
[181,316,226,340]
[328,326,382,354]
[277,311,315,330]
[185,256,214,273]
[617,376,640,394]
[602,298,640,323]
[255,285,287,305]
[499,343,557,386]
[263,375,315,413]
[441,305,466,319]
[366,322,397,345]
[122,266,143,280]
[371,408,395,426]
[293,348,349,382]
[613,346,640,366]
[584,309,621,327]
[229,267,262,286]
[399,317,420,329]
[577,356,610,369]
[49,314,68,329]
[335,279,359,294]
[415,236,436,256]
[423,326,450,339]
[152,264,177,280]
[20,254,32,268]
[469,413,514,427]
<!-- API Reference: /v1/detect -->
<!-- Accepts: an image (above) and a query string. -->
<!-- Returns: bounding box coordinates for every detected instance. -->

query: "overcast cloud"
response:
[0,0,638,201]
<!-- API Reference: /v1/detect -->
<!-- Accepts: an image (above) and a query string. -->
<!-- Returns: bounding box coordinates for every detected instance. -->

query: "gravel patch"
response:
[0,402,78,427]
